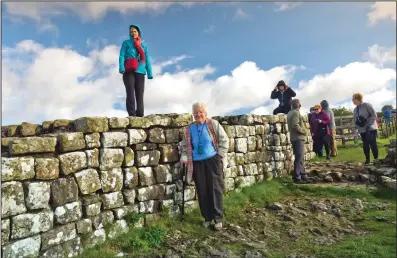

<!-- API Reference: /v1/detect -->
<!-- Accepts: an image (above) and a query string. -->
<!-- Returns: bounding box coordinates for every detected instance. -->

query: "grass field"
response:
[78,135,396,258]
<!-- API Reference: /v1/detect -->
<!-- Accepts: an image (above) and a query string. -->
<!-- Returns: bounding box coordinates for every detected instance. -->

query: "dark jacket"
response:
[270,87,296,107]
[310,111,331,137]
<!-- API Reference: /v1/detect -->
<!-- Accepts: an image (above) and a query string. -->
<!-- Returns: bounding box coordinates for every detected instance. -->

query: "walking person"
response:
[310,104,332,160]
[119,24,153,117]
[270,80,296,115]
[320,100,338,157]
[352,93,379,164]
[287,99,310,184]
[179,102,229,230]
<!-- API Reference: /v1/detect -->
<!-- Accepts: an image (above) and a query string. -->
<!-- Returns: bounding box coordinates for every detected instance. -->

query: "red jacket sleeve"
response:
[322,112,331,125]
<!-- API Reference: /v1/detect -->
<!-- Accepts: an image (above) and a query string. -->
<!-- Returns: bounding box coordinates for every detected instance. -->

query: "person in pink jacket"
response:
[310,104,331,160]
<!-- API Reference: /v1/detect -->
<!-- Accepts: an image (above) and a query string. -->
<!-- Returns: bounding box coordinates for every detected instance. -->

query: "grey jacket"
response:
[353,102,378,133]
[323,108,336,130]
[287,109,308,142]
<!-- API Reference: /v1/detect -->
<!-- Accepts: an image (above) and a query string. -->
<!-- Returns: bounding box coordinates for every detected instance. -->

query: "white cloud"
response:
[363,44,396,67]
[274,2,302,12]
[2,40,396,125]
[368,2,396,26]
[203,24,216,34]
[3,2,194,32]
[234,8,249,20]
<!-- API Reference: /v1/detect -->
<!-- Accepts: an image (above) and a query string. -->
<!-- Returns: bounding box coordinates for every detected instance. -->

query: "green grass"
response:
[312,134,395,163]
[78,136,396,258]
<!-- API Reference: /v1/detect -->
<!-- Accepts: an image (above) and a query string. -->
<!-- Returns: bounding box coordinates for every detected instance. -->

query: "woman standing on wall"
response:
[119,24,153,117]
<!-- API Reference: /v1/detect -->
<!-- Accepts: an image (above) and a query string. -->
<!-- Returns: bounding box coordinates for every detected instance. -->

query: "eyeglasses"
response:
[314,109,319,111]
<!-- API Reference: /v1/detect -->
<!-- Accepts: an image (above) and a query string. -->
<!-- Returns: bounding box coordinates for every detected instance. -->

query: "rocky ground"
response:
[113,193,393,258]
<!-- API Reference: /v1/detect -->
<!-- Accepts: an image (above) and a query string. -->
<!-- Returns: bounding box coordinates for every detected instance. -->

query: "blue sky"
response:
[2,2,396,125]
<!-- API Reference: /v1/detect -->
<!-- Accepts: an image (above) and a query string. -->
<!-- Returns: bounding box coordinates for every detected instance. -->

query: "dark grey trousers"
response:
[193,154,224,223]
[122,71,145,117]
[291,140,306,180]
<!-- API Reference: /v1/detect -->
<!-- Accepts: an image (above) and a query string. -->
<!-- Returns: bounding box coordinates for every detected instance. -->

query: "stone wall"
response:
[1,114,315,258]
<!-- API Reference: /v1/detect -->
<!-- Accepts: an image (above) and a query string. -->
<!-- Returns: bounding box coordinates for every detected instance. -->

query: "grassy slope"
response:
[78,136,396,258]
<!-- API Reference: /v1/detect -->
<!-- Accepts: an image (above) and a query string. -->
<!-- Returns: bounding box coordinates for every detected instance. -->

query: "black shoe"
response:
[302,176,314,184]
[326,156,331,160]
[364,159,370,165]
[293,178,306,184]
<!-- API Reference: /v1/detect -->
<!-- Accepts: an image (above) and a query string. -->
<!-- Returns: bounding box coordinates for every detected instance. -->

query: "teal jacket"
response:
[119,24,153,79]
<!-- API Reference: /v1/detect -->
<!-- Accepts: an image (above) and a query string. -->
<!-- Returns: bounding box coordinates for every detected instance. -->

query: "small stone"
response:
[100,168,124,192]
[26,181,51,210]
[85,133,101,148]
[74,117,109,133]
[2,219,10,245]
[102,192,124,210]
[134,143,157,151]
[235,126,250,137]
[148,128,166,143]
[2,181,26,218]
[35,158,60,180]
[2,235,41,258]
[74,169,102,194]
[139,200,160,213]
[107,220,129,239]
[165,129,180,143]
[54,201,82,224]
[123,147,134,167]
[137,185,166,202]
[154,165,173,183]
[58,132,86,152]
[235,138,248,153]
[324,175,333,183]
[20,122,38,136]
[138,167,156,186]
[85,148,100,168]
[170,113,193,127]
[123,189,137,204]
[128,129,147,144]
[41,223,77,250]
[129,117,152,128]
[81,228,106,249]
[124,167,139,188]
[50,178,79,207]
[136,150,161,167]
[9,137,57,155]
[99,148,124,170]
[59,151,87,175]
[1,157,35,182]
[1,125,18,137]
[159,144,179,163]
[101,132,128,148]
[84,202,102,217]
[11,210,53,239]
[267,202,284,210]
[77,218,93,234]
[53,119,72,129]
[109,117,129,129]
[93,212,115,230]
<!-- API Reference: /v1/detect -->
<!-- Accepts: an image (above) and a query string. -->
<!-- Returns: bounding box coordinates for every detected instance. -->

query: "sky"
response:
[2,1,396,125]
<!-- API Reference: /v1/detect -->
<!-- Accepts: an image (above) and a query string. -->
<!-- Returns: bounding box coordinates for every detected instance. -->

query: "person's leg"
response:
[292,140,306,181]
[273,106,282,115]
[123,72,136,116]
[360,133,370,163]
[192,160,212,223]
[134,72,145,117]
[330,128,338,157]
[283,105,291,114]
[204,154,224,225]
[323,137,330,159]
[369,130,379,160]
[314,137,323,156]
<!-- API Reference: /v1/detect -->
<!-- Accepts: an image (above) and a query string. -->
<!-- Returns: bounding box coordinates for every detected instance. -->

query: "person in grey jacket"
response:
[180,102,229,231]
[320,100,338,157]
[287,99,310,183]
[352,93,378,164]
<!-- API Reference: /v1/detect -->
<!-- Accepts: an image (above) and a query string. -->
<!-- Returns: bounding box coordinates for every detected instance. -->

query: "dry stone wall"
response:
[1,114,315,258]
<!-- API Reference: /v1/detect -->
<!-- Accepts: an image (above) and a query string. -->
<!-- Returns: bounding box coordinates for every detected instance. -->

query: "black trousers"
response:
[314,135,330,157]
[123,72,145,117]
[360,130,378,160]
[273,105,291,115]
[193,154,224,223]
[291,140,307,180]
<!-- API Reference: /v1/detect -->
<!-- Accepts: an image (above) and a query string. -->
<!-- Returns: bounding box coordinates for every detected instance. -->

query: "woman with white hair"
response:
[180,102,229,230]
